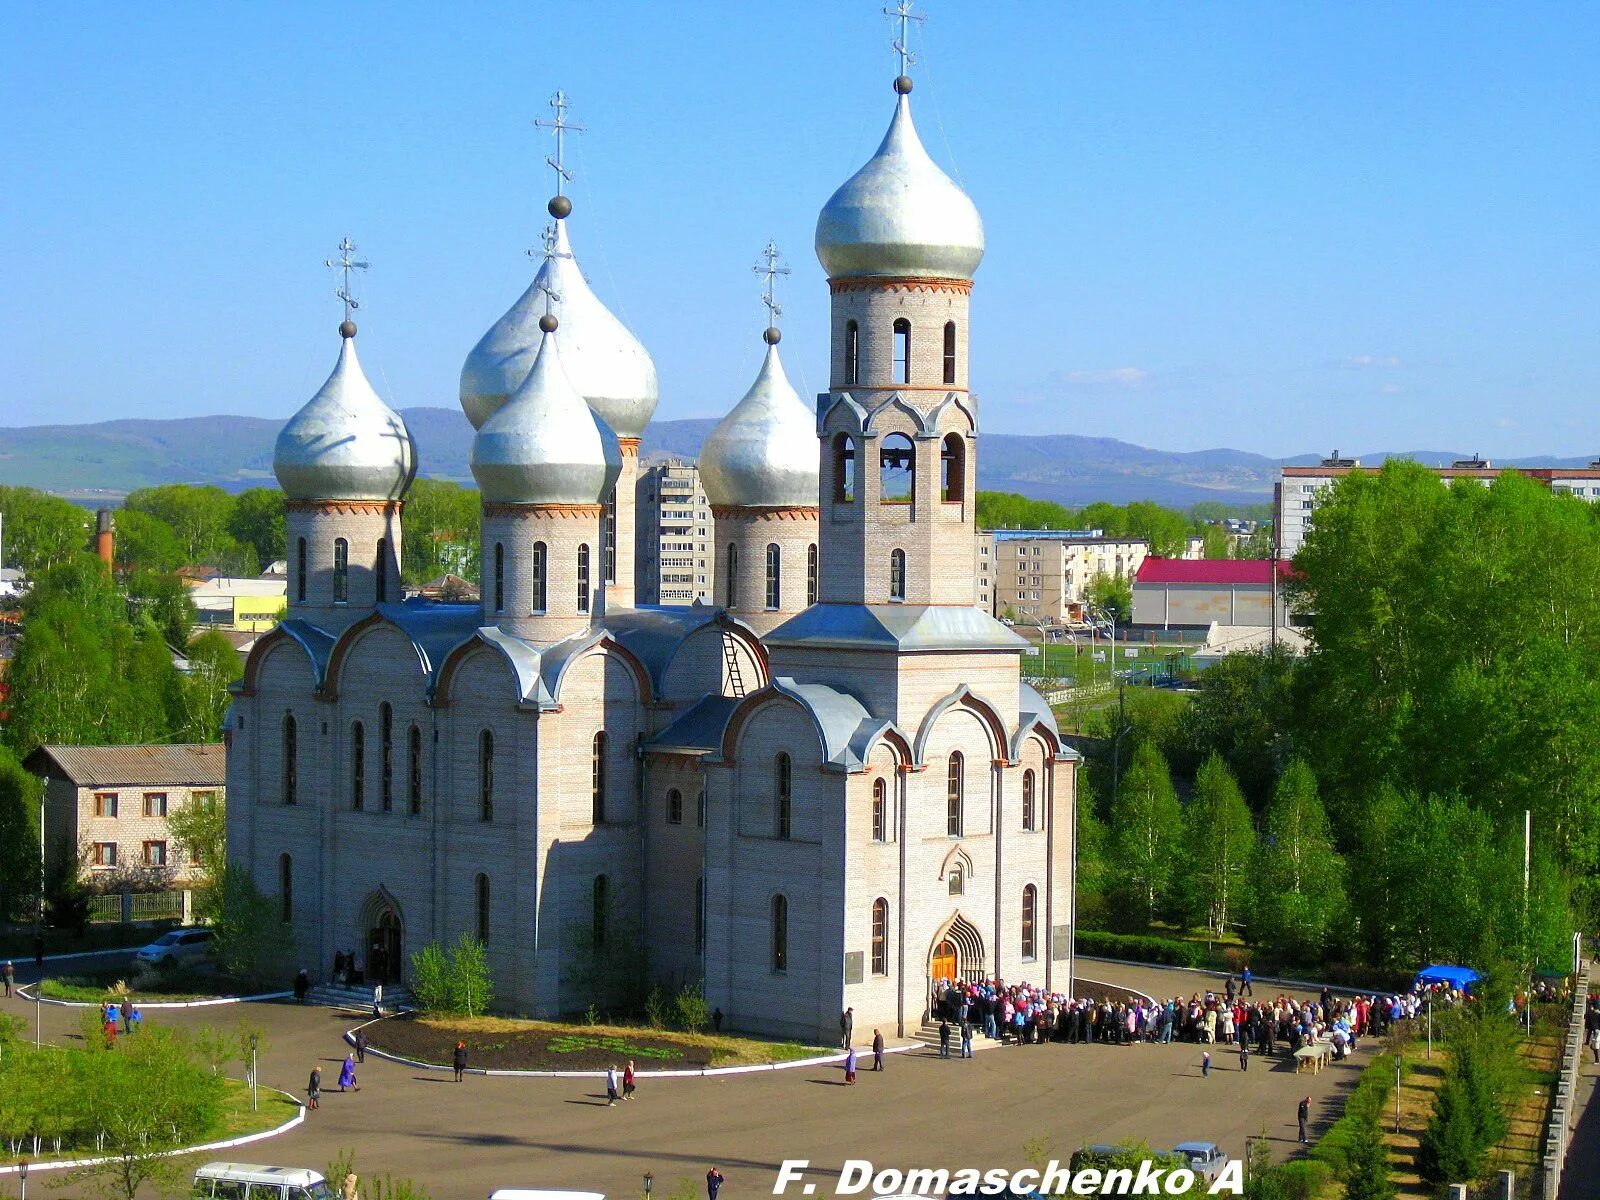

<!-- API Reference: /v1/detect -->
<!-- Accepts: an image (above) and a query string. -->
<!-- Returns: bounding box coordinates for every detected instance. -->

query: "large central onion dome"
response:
[815,87,984,281]
[698,337,819,509]
[460,221,659,438]
[471,321,622,506]
[274,324,417,501]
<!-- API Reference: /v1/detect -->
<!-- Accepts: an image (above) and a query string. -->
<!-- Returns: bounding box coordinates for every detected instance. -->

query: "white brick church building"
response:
[225,49,1077,1045]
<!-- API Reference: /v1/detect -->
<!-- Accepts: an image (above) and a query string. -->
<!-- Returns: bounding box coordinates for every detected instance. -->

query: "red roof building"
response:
[1132,557,1294,631]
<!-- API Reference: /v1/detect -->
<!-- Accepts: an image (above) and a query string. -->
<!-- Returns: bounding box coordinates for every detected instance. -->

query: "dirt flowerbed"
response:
[367,1013,825,1071]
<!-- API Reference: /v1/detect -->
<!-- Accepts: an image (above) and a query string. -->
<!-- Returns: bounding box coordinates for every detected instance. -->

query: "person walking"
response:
[371,981,383,1018]
[605,1064,619,1105]
[338,1054,359,1092]
[307,1065,322,1110]
[840,1006,854,1049]
[294,969,310,1003]
[1238,1041,1248,1072]
[1298,1096,1310,1143]
[2,960,13,997]
[623,1059,636,1100]
[712,1008,724,1033]
[453,1041,468,1082]
[938,1017,951,1059]
[706,1168,725,1200]
[960,1018,974,1060]
[871,1029,885,1072]
[102,1016,117,1050]
[843,1046,857,1084]
[1590,1025,1599,1066]
[1201,1050,1211,1078]
[353,1030,368,1064]
[1240,966,1253,997]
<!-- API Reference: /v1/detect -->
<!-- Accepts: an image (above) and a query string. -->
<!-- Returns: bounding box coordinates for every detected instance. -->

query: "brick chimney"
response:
[95,509,114,567]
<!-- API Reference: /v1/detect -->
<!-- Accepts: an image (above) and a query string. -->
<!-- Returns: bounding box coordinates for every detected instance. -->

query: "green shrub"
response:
[644,985,670,1030]
[674,982,710,1032]
[1312,1053,1398,1178]
[407,934,493,1017]
[1075,930,1209,968]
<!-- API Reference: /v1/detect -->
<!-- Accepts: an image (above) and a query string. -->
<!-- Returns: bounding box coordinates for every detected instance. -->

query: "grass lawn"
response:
[370,1013,827,1071]
[38,967,260,1003]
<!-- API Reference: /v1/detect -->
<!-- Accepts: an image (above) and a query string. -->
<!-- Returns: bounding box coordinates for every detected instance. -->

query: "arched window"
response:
[375,538,389,603]
[889,549,907,601]
[832,434,856,503]
[592,875,609,948]
[282,713,298,806]
[1021,769,1036,832]
[592,731,607,823]
[667,788,683,825]
[333,538,349,604]
[765,543,781,609]
[279,854,292,923]
[492,543,505,613]
[1021,884,1038,961]
[407,724,422,815]
[871,897,888,975]
[771,894,788,972]
[942,320,957,384]
[806,543,819,606]
[695,876,705,955]
[379,703,394,812]
[604,486,617,584]
[349,721,366,810]
[892,318,911,384]
[941,433,966,503]
[775,752,792,839]
[478,729,494,822]
[880,434,914,502]
[844,320,860,385]
[946,751,964,836]
[872,778,887,843]
[577,544,591,613]
[948,864,965,896]
[476,873,490,944]
[531,541,547,612]
[725,543,739,608]
[295,538,307,603]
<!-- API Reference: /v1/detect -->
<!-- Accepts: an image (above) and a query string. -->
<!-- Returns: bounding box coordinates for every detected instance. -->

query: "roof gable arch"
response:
[541,632,654,710]
[433,630,542,709]
[819,392,870,438]
[238,620,336,696]
[913,683,1009,767]
[865,392,931,438]
[925,391,978,436]
[719,677,880,773]
[322,611,431,701]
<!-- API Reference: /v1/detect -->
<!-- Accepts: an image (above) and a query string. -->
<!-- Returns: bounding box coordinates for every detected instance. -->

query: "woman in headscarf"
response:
[338,1053,359,1091]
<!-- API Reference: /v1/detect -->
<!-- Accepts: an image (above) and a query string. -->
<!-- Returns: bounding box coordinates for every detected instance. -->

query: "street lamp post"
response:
[249,1031,260,1112]
[643,1173,654,1200]
[35,791,44,1049]
[18,1160,28,1200]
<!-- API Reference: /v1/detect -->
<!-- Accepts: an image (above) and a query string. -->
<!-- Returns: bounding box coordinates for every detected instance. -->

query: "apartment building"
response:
[982,529,1151,623]
[635,460,714,605]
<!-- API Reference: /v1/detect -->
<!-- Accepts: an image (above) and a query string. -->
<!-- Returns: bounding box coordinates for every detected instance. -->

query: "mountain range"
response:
[1,409,1590,509]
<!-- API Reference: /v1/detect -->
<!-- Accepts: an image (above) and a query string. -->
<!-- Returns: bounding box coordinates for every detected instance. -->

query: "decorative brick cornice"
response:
[284,499,402,516]
[710,505,821,522]
[829,276,973,296]
[482,502,605,519]
[618,438,641,457]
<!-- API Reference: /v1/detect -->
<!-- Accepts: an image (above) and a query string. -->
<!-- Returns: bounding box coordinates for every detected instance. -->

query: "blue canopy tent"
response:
[1414,964,1480,991]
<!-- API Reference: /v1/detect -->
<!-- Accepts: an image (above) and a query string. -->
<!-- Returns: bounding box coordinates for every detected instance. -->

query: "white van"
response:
[193,1163,331,1200]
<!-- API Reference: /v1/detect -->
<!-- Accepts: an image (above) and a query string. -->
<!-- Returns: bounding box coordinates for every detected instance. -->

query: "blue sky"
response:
[3,2,1597,457]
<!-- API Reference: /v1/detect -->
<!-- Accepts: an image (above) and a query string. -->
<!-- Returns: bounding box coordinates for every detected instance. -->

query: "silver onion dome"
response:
[699,343,819,509]
[273,328,417,502]
[815,92,984,281]
[460,221,659,438]
[471,328,622,506]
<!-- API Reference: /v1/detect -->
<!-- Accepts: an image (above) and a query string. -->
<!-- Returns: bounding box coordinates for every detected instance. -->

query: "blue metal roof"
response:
[765,603,1026,652]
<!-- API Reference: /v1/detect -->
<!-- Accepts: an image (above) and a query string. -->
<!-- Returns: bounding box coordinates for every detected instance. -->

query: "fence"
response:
[87,890,188,925]
[1542,957,1591,1200]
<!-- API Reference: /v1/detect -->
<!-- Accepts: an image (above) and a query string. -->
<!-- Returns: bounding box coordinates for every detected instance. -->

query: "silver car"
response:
[134,927,214,971]
[1170,1143,1229,1182]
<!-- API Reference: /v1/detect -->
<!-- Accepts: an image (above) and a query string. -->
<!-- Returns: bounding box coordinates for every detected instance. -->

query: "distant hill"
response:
[0,408,1590,509]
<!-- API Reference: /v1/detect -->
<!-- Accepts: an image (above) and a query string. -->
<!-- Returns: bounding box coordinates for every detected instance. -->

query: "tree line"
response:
[975,491,1273,559]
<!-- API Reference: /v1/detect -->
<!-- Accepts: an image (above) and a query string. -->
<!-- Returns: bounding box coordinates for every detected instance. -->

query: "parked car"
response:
[193,1162,330,1200]
[1170,1142,1229,1181]
[135,927,215,971]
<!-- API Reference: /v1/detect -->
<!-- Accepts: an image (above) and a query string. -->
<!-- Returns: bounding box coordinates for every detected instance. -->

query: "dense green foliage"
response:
[1251,759,1347,960]
[409,933,495,1017]
[1073,930,1209,967]
[1310,1051,1398,1195]
[0,486,92,575]
[0,745,42,922]
[976,490,1267,559]
[1107,741,1184,927]
[1180,753,1256,934]
[1417,1007,1520,1187]
[211,866,292,986]
[402,478,480,584]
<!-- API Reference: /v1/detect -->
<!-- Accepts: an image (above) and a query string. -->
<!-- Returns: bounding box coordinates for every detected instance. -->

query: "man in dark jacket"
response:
[938,1018,951,1058]
[840,1007,853,1049]
[1298,1096,1311,1143]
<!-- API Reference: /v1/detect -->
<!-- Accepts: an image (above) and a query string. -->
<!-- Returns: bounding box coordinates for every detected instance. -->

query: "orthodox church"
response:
[225,43,1078,1044]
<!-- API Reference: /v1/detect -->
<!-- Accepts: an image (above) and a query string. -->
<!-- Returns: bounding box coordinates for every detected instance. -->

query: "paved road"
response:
[1,961,1362,1200]
[1560,1038,1599,1200]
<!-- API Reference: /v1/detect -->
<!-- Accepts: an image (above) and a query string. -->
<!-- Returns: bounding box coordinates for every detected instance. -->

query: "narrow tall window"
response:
[493,543,505,613]
[380,703,394,812]
[832,435,856,503]
[593,875,609,947]
[880,435,915,502]
[775,752,792,839]
[844,320,860,385]
[408,724,422,815]
[295,538,307,602]
[771,894,788,971]
[604,488,617,584]
[725,543,739,608]
[946,751,964,836]
[872,778,887,843]
[667,788,684,825]
[696,791,706,828]
[1021,768,1036,832]
[375,538,389,603]
[871,897,888,975]
[531,541,547,612]
[941,433,966,502]
[333,538,349,604]
[282,714,298,806]
[1021,884,1037,960]
[592,732,607,823]
[350,721,365,810]
[892,318,911,385]
[942,320,957,384]
[478,729,494,822]
[279,854,292,923]
[577,544,591,613]
[806,543,819,606]
[476,873,490,944]
[765,543,781,609]
[889,549,906,601]
[695,876,705,955]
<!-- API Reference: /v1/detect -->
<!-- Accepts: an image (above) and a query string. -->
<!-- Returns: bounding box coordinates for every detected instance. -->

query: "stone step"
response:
[912,1021,1007,1052]
[305,982,413,1012]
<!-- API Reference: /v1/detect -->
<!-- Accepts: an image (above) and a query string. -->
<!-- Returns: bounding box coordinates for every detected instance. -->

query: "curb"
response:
[1076,955,1386,998]
[343,1016,917,1079]
[16,984,294,1010]
[0,1086,304,1176]
[1076,974,1156,1005]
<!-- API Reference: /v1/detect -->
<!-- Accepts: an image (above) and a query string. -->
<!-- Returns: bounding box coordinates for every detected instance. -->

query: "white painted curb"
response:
[1076,955,1385,998]
[0,1086,304,1176]
[16,984,293,1009]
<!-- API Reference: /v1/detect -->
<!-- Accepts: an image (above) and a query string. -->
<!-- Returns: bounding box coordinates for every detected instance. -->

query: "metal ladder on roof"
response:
[722,632,746,698]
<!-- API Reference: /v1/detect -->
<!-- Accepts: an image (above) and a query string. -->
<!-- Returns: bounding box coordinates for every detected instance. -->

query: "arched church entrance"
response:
[927,913,986,1016]
[359,888,404,985]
